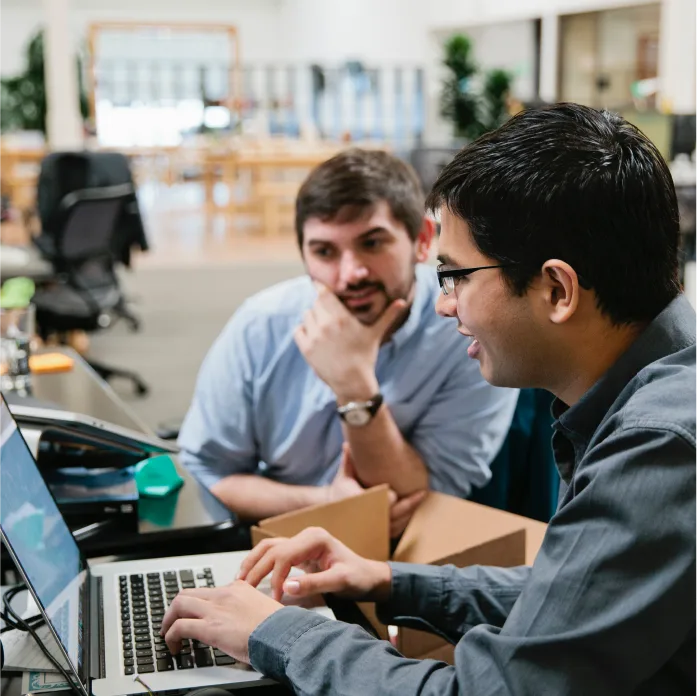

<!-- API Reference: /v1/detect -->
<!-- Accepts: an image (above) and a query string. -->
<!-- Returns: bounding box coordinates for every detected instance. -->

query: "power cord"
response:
[0,584,83,695]
[1,584,45,634]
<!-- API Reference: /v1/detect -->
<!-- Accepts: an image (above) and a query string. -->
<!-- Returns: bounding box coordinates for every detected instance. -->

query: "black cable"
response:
[1,584,45,633]
[0,585,83,695]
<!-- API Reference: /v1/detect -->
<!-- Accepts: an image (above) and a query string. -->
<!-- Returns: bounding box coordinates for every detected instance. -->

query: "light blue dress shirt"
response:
[178,264,518,498]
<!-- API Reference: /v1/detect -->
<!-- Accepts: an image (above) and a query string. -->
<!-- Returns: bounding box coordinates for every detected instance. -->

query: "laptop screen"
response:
[0,397,87,681]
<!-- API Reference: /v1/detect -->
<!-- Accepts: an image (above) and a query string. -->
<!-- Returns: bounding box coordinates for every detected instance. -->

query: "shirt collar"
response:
[388,264,434,350]
[553,294,696,445]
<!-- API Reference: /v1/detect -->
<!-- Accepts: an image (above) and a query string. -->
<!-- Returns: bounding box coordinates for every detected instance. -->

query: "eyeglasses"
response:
[436,264,517,295]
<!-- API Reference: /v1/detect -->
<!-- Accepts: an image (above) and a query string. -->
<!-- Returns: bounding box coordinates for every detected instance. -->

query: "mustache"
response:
[338,281,385,299]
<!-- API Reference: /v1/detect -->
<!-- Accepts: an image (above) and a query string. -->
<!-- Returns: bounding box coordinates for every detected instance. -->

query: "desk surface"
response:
[0,244,54,282]
[3,348,239,558]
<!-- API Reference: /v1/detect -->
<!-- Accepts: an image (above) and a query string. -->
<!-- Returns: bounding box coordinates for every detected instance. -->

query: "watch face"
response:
[344,408,371,427]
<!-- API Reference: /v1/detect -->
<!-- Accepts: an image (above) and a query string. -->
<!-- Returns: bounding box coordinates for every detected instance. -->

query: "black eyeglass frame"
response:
[436,264,518,295]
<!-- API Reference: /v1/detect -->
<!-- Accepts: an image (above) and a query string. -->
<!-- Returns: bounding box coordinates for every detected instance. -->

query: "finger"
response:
[293,325,309,355]
[270,558,294,602]
[390,513,412,539]
[246,526,330,588]
[389,490,427,521]
[386,488,398,506]
[312,280,330,295]
[388,491,426,538]
[311,292,338,323]
[164,617,208,654]
[282,567,348,598]
[302,308,319,337]
[160,593,211,637]
[239,538,284,580]
[338,444,357,479]
[373,299,408,338]
[243,551,279,589]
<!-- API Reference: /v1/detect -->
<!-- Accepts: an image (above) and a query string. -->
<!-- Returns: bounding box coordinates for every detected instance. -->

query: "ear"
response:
[539,259,581,324]
[414,217,435,263]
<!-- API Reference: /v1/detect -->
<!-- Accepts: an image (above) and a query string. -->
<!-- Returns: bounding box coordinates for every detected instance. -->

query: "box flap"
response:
[393,492,526,565]
[259,485,391,561]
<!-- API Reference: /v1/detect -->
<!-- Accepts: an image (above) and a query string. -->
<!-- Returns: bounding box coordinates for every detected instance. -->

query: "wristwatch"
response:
[337,393,384,427]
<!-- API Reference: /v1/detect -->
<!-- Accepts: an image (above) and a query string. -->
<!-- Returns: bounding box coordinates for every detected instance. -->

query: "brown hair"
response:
[295,148,425,247]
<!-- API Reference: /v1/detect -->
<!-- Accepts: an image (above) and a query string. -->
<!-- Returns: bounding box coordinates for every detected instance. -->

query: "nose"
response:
[338,251,369,289]
[435,289,458,318]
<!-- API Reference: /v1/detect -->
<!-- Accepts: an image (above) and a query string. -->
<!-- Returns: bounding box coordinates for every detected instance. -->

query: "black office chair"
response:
[32,184,149,395]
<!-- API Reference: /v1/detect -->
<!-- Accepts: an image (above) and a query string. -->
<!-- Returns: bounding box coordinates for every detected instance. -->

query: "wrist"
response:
[334,372,380,405]
[366,560,392,603]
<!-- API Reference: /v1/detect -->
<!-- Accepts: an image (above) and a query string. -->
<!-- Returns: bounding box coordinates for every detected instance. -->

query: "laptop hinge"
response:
[90,575,106,679]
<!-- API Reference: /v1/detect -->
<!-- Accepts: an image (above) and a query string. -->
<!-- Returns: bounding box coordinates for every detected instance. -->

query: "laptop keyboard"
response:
[119,567,237,676]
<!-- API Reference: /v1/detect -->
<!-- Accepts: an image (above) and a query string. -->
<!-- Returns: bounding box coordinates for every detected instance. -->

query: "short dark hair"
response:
[426,103,681,325]
[295,148,425,246]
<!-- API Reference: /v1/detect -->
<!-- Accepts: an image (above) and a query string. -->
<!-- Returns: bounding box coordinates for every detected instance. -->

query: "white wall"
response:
[1,0,285,77]
[276,0,427,65]
[426,0,659,28]
[1,2,45,76]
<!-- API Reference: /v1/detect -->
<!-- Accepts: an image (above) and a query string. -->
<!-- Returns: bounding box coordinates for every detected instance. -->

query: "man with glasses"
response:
[164,104,695,695]
[178,148,518,534]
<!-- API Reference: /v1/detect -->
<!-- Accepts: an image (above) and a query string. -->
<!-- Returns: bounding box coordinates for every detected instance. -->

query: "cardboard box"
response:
[251,486,547,661]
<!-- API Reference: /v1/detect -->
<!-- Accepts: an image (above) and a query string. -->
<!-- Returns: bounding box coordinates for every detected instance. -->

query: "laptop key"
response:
[137,656,154,666]
[138,665,155,674]
[147,572,159,579]
[175,653,195,670]
[179,569,194,582]
[136,649,152,658]
[194,648,214,668]
[124,666,134,675]
[123,650,133,659]
[156,650,171,659]
[123,658,134,667]
[215,655,236,666]
[157,657,174,672]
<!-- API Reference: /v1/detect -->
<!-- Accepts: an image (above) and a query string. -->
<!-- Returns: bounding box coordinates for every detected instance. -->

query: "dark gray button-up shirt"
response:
[249,294,696,695]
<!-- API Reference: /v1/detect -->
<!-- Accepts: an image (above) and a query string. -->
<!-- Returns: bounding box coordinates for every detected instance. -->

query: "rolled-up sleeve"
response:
[411,358,518,498]
[248,425,695,696]
[178,305,260,488]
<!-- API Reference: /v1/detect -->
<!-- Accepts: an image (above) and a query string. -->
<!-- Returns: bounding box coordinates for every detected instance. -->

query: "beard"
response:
[338,271,417,327]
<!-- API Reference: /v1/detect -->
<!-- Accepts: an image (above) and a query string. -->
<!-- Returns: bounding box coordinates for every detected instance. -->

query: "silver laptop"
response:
[0,397,332,695]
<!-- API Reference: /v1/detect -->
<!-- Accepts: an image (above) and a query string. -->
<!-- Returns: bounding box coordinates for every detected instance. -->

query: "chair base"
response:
[87,359,149,396]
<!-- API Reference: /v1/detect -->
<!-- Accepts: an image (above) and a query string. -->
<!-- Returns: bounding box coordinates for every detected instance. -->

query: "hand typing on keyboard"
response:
[119,568,237,676]
[160,581,283,665]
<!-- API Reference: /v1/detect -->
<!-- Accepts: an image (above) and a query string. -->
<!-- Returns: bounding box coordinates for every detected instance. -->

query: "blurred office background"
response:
[0,0,694,427]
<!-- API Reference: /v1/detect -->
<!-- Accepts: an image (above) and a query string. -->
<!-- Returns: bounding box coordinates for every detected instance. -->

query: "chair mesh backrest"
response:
[59,198,123,261]
[37,153,91,234]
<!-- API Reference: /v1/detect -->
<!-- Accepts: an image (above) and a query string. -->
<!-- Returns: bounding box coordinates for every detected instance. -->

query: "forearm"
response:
[210,474,327,521]
[250,607,459,696]
[342,406,429,496]
[376,562,530,643]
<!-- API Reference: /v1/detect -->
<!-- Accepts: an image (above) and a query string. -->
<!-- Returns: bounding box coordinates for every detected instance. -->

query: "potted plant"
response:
[1,29,89,134]
[439,34,514,141]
